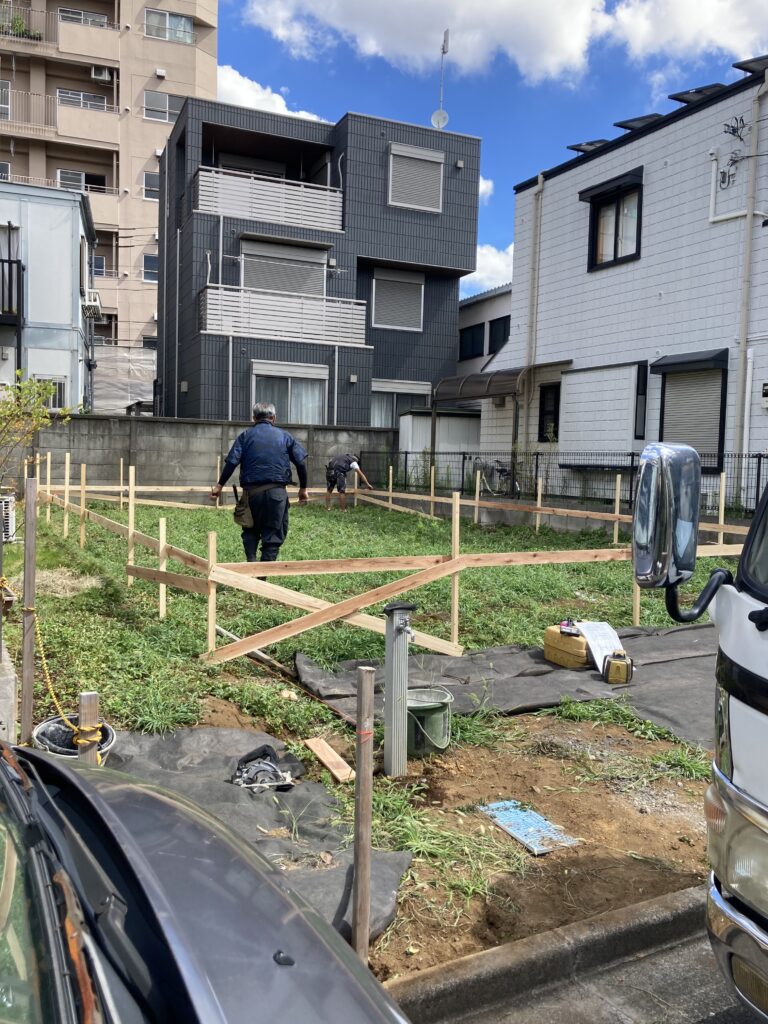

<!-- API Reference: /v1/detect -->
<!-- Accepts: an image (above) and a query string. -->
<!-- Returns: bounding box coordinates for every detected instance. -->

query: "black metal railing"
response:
[359,449,768,520]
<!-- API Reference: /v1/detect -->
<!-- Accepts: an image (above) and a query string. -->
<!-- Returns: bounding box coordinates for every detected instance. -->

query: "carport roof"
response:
[433,360,572,403]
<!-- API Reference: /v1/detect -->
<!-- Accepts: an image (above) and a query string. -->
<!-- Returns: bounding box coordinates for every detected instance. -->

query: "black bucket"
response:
[32,714,116,761]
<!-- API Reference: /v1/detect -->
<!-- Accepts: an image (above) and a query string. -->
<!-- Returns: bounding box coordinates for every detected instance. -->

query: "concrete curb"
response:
[384,884,707,1023]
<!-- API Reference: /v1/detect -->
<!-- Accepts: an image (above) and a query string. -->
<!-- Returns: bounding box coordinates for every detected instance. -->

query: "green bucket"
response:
[406,686,454,756]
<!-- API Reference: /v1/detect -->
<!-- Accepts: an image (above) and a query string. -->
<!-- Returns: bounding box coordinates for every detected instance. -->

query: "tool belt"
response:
[233,482,285,529]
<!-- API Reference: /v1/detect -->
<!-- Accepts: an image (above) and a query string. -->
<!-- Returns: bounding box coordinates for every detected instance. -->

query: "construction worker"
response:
[325,453,372,511]
[210,402,308,562]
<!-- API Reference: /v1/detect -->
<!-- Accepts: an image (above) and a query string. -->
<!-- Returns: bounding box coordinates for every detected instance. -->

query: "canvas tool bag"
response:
[233,483,283,528]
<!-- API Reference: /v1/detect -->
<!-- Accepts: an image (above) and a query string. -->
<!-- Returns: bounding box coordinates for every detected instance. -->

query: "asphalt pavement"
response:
[440,935,752,1024]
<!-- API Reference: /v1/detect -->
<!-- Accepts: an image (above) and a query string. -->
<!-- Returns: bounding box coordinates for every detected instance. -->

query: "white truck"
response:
[633,442,768,1020]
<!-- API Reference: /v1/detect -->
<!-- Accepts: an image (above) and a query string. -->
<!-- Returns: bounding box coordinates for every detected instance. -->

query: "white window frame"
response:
[57,168,84,190]
[58,8,108,27]
[370,379,431,428]
[34,375,67,410]
[143,170,160,201]
[143,90,182,123]
[371,267,425,332]
[0,81,10,122]
[144,8,194,43]
[57,88,107,111]
[92,254,106,276]
[0,162,9,181]
[142,252,158,283]
[250,359,329,425]
[387,142,445,214]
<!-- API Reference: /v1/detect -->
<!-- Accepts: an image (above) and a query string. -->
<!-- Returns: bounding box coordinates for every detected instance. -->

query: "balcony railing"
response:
[200,285,366,346]
[195,166,344,233]
[0,259,23,324]
[0,90,57,133]
[0,6,119,45]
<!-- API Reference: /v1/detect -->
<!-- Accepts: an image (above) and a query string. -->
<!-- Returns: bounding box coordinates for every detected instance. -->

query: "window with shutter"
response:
[661,370,723,454]
[459,323,484,360]
[388,143,444,212]
[372,267,424,331]
[240,241,327,296]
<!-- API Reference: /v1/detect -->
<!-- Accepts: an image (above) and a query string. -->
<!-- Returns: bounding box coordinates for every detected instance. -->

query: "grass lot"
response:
[2,500,739,734]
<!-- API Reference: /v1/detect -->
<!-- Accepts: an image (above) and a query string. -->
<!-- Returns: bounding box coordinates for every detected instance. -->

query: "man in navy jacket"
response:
[211,402,308,562]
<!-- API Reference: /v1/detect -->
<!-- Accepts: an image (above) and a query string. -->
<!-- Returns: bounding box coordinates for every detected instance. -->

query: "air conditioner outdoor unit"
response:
[82,289,102,319]
[91,66,111,82]
[0,494,16,543]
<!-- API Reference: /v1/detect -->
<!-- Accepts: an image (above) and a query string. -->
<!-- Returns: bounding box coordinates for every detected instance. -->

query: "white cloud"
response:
[460,242,514,296]
[217,65,321,119]
[241,0,768,82]
[478,175,494,203]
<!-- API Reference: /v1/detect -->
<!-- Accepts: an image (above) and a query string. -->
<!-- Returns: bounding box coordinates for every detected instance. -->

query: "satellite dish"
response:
[431,108,449,130]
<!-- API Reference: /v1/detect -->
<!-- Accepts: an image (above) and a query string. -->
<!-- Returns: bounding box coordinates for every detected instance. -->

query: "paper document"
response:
[574,620,623,674]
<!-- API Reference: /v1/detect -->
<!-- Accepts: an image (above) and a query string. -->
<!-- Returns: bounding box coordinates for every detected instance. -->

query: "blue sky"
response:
[215,0,766,294]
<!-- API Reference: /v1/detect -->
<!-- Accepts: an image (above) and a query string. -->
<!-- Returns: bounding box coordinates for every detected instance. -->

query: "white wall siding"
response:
[559,366,635,449]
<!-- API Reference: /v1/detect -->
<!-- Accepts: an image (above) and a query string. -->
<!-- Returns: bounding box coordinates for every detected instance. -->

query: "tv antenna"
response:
[431,28,449,130]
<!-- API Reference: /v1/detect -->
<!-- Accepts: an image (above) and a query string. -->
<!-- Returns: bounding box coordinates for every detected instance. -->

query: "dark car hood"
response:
[19,749,409,1024]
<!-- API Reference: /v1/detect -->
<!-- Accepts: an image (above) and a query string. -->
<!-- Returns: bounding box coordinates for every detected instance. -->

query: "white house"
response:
[458,283,512,376]
[481,57,768,496]
[0,181,98,409]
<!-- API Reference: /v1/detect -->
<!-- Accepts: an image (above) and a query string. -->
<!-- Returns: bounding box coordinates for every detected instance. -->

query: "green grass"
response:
[5,501,738,735]
[540,695,677,741]
[565,744,711,788]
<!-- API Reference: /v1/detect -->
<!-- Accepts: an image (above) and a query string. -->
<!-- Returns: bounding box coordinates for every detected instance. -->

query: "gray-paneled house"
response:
[157,100,480,425]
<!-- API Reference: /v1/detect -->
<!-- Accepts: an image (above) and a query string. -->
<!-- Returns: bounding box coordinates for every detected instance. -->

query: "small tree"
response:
[0,374,70,489]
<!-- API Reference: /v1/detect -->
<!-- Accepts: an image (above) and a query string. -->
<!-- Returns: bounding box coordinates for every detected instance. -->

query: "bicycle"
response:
[472,458,521,497]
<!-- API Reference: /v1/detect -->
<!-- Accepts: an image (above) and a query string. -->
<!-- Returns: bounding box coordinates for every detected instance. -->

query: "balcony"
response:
[195,167,344,233]
[56,96,119,147]
[0,259,23,326]
[200,285,366,346]
[0,7,120,61]
[92,270,118,310]
[0,91,57,139]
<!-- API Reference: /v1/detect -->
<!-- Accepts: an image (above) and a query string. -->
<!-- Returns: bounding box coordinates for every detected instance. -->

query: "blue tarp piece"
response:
[479,799,581,856]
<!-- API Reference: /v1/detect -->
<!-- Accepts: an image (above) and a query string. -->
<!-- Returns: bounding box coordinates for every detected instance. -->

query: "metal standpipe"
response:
[383,601,415,778]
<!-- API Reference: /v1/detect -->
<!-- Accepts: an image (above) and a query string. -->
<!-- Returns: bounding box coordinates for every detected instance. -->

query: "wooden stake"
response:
[613,473,622,546]
[20,477,37,745]
[535,477,543,534]
[451,491,461,645]
[34,453,40,517]
[388,465,393,508]
[207,531,217,654]
[353,470,358,508]
[430,464,436,518]
[45,452,51,524]
[632,581,641,627]
[352,665,375,962]
[127,466,135,586]
[63,452,70,539]
[119,457,124,511]
[79,463,87,549]
[215,456,221,509]
[158,517,167,620]
[718,471,726,546]
[77,691,100,766]
[474,470,481,524]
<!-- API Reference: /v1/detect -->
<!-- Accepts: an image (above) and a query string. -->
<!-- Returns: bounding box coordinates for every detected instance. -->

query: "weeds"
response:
[540,695,677,742]
[211,680,339,739]
[565,744,710,789]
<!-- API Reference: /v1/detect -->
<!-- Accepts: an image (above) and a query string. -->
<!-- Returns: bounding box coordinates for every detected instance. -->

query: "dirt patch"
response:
[199,695,266,732]
[370,715,708,981]
[11,568,101,598]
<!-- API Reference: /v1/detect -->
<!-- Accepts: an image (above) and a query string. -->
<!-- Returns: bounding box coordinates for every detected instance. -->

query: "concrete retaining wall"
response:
[35,416,398,488]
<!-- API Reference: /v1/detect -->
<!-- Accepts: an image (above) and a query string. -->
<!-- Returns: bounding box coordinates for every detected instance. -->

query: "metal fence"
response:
[359,449,768,519]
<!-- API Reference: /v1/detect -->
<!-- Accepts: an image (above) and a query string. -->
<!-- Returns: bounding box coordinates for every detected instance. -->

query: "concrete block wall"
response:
[36,415,397,487]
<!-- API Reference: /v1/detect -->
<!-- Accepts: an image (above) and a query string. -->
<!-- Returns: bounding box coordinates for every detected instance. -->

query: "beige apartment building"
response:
[0,0,216,409]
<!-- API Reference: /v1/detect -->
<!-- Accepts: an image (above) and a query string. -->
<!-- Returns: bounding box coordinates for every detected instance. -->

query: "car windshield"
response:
[743,500,768,592]
[0,795,57,1023]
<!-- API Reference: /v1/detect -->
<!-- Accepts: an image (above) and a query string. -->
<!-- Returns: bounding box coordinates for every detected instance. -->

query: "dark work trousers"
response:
[241,486,289,562]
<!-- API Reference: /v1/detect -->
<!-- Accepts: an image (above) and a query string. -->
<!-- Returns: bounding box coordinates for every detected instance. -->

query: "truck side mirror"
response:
[633,443,701,589]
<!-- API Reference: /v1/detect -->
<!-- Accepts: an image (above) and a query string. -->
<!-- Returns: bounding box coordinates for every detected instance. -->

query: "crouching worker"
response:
[210,402,308,562]
[325,453,372,511]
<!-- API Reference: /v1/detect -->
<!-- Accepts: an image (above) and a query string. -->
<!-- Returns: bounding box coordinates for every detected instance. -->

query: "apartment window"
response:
[251,360,328,425]
[0,82,10,122]
[241,241,326,295]
[580,167,643,271]
[488,315,510,355]
[388,143,444,213]
[57,169,107,192]
[59,8,108,26]
[0,162,9,181]
[57,88,107,111]
[634,362,648,440]
[143,90,183,123]
[142,336,158,350]
[459,323,484,361]
[92,255,106,277]
[538,383,561,443]
[35,376,67,410]
[372,267,424,331]
[370,390,429,428]
[143,253,158,283]
[144,8,194,43]
[143,171,160,200]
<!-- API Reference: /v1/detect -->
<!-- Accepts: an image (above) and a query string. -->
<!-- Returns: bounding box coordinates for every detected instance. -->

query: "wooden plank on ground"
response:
[204,557,465,664]
[126,565,210,594]
[209,566,462,657]
[304,737,355,783]
[216,554,448,576]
